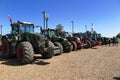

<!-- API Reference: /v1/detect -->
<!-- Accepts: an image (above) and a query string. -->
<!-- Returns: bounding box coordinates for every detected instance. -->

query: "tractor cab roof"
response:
[41,28,55,31]
[12,21,34,25]
[18,21,33,25]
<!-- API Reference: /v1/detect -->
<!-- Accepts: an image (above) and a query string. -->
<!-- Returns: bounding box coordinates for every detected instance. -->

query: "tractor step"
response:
[52,46,61,55]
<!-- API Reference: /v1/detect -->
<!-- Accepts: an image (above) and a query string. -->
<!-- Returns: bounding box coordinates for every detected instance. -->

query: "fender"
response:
[2,34,18,42]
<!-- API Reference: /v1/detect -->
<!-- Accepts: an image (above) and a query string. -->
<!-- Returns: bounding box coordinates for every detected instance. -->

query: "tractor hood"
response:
[51,35,67,42]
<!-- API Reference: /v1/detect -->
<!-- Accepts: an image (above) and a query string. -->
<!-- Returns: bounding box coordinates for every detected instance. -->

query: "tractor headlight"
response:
[76,37,81,42]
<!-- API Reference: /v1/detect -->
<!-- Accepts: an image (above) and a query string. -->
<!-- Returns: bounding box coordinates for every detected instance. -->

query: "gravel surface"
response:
[0,45,120,80]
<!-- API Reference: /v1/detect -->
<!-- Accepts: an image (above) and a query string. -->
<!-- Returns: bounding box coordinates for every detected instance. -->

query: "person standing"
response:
[108,38,111,46]
[112,37,115,46]
[115,37,119,46]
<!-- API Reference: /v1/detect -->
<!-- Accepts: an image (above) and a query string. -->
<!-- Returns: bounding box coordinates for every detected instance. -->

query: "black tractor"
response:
[1,21,61,64]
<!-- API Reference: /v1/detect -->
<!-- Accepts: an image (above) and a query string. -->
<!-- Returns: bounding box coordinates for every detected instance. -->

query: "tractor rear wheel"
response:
[71,41,77,51]
[54,42,63,54]
[17,41,34,64]
[48,41,55,47]
[1,37,11,58]
[41,47,54,59]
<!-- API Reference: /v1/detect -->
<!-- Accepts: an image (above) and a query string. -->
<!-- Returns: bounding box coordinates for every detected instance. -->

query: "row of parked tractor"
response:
[1,20,103,64]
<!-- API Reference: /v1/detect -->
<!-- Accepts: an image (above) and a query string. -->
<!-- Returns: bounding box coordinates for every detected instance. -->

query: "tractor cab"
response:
[41,28,56,39]
[11,21,34,34]
[41,28,67,42]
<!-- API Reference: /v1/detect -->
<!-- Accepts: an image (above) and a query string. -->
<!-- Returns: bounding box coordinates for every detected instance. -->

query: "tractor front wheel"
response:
[17,41,34,64]
[63,41,71,53]
[41,47,54,59]
[1,37,11,58]
[71,41,77,51]
[86,40,92,48]
[54,42,63,54]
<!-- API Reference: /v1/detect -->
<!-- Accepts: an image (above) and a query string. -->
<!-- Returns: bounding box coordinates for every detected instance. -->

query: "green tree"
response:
[56,24,64,33]
[0,34,2,43]
[117,33,120,38]
[86,31,91,35]
[93,31,97,34]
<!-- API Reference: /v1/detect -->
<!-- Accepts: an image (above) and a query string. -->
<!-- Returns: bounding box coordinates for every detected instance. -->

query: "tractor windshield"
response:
[20,24,34,33]
[50,30,56,37]
[44,30,56,37]
[63,32,72,37]
[41,29,57,38]
[59,32,72,38]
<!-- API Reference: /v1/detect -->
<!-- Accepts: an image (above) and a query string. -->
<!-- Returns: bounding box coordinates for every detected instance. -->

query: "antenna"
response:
[85,25,87,32]
[8,16,13,24]
[91,23,94,33]
[71,21,74,33]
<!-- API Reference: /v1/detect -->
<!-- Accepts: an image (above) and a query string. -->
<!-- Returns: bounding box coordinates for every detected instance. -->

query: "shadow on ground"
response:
[91,47,98,49]
[0,57,20,66]
[0,56,50,66]
[113,77,120,80]
[33,61,50,65]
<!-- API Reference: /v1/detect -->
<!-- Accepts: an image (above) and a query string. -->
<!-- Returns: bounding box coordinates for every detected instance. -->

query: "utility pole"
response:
[85,25,87,32]
[42,11,45,29]
[42,11,49,29]
[45,13,49,29]
[91,23,94,34]
[0,25,2,35]
[71,21,74,33]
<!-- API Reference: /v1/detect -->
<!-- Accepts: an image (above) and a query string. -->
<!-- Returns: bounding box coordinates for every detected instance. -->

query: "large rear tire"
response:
[1,37,11,58]
[54,42,63,54]
[71,41,77,51]
[17,41,34,64]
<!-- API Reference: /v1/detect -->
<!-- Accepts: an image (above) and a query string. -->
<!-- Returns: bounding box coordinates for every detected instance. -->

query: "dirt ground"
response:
[0,44,120,80]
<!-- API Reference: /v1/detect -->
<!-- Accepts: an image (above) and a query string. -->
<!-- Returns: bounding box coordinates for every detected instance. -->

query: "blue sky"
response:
[0,0,120,37]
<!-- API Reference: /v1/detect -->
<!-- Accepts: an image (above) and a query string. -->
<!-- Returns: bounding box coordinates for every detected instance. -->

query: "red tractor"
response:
[59,31,83,50]
[73,33,97,48]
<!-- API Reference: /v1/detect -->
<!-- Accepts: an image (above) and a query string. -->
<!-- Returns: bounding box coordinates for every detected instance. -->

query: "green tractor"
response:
[1,21,61,64]
[41,28,71,53]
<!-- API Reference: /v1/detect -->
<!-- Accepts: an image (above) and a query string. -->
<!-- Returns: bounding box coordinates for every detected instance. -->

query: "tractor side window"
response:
[26,25,34,33]
[12,26,19,34]
[26,26,29,32]
[29,25,34,33]
[20,25,25,33]
[50,31,56,37]
[44,31,48,37]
